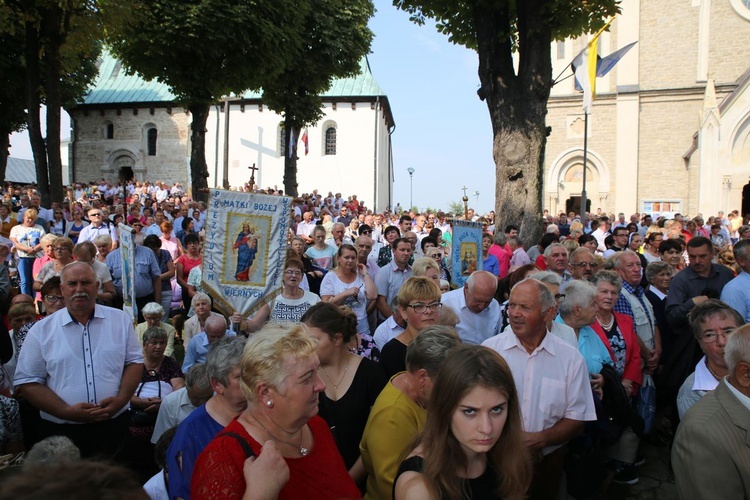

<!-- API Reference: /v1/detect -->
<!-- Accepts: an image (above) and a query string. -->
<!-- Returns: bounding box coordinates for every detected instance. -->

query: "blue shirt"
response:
[554,316,612,375]
[182,330,236,372]
[482,254,499,276]
[106,245,161,297]
[166,404,224,500]
[720,271,750,322]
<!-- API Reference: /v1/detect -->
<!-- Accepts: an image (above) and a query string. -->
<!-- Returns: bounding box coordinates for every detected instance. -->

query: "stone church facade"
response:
[69,54,395,210]
[544,0,750,218]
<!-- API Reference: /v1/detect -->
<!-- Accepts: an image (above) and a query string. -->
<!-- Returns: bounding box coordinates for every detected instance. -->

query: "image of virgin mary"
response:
[233,223,258,281]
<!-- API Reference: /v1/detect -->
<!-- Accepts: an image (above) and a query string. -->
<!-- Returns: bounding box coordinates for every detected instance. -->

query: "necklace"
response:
[247,413,308,456]
[597,315,615,330]
[706,362,723,381]
[321,359,349,389]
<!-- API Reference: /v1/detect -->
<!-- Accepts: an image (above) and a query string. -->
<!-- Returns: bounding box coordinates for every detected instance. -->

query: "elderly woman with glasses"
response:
[379,277,443,378]
[33,237,74,292]
[191,325,362,499]
[242,258,321,334]
[129,326,185,478]
[135,302,177,358]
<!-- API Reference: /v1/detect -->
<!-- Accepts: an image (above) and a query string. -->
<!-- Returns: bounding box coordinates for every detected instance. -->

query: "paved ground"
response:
[609,435,678,500]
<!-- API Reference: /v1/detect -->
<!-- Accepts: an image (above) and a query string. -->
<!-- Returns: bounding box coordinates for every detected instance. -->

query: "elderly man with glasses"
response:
[77,208,118,250]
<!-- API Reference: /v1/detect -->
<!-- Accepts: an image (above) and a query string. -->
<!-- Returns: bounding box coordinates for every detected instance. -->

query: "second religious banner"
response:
[450,219,484,288]
[201,189,293,317]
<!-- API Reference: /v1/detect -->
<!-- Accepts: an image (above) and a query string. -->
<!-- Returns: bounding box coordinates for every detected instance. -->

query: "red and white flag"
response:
[301,128,309,156]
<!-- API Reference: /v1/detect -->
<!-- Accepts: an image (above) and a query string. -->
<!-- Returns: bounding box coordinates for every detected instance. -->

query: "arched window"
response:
[147,128,157,156]
[278,123,286,157]
[106,123,114,139]
[325,126,337,156]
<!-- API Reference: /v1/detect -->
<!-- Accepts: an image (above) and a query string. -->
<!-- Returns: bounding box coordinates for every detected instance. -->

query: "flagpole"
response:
[581,112,589,220]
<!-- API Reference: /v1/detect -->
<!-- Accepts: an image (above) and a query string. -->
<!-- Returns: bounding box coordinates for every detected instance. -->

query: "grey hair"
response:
[645,261,674,283]
[405,325,460,376]
[204,314,228,335]
[142,326,168,345]
[514,278,557,313]
[689,299,744,340]
[40,233,58,245]
[506,236,522,248]
[493,231,507,246]
[529,271,562,287]
[733,239,750,261]
[438,305,460,327]
[141,302,165,318]
[206,336,247,386]
[543,242,567,259]
[738,224,750,235]
[332,222,345,230]
[725,324,750,374]
[605,249,639,271]
[192,291,212,306]
[558,280,597,317]
[185,363,211,393]
[92,234,112,247]
[24,436,80,470]
[591,270,623,294]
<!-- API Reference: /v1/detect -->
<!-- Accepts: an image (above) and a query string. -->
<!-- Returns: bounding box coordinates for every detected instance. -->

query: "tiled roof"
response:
[81,51,386,105]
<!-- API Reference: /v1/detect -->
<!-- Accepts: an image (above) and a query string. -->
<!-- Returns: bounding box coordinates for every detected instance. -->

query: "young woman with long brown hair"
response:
[394,344,532,500]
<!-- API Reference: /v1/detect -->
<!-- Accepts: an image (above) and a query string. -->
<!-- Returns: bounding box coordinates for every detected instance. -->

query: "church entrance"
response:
[118,166,134,182]
[566,196,591,216]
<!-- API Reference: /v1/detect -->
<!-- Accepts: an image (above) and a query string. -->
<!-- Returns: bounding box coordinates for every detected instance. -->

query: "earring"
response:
[266,400,274,408]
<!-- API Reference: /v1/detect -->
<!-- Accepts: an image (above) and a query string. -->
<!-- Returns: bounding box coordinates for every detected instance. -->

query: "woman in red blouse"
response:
[191,323,360,499]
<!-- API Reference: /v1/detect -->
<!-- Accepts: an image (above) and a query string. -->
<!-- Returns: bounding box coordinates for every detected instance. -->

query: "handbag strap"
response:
[136,367,163,398]
[218,431,256,459]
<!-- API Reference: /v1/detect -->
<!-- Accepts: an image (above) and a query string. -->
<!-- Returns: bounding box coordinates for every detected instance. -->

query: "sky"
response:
[9,0,497,214]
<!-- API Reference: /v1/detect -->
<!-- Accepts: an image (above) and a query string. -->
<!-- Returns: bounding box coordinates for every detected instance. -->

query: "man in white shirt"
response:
[482,278,596,500]
[296,212,317,245]
[151,363,214,444]
[441,270,500,345]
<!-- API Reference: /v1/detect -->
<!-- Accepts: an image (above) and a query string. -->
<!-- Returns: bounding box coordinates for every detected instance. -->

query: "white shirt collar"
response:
[692,356,720,392]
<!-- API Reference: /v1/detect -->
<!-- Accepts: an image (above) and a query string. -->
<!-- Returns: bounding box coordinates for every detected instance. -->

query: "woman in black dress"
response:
[301,302,387,486]
[394,345,531,500]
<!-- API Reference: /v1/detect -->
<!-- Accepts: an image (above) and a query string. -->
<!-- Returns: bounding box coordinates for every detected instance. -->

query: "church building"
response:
[68,53,396,210]
[544,0,750,218]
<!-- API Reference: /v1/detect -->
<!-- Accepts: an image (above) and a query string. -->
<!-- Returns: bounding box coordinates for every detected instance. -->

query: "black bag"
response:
[130,372,162,427]
[598,364,645,443]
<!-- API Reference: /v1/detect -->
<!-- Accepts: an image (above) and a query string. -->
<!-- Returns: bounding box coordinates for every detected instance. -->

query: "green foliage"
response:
[262,0,375,129]
[393,0,619,50]
[0,16,27,135]
[448,200,465,216]
[103,0,310,104]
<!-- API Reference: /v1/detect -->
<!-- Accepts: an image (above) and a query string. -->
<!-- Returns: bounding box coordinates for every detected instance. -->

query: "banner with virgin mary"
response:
[450,219,484,288]
[201,189,292,316]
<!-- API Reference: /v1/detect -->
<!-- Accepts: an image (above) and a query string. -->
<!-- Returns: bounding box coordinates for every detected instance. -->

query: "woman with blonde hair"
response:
[191,324,360,499]
[411,257,441,289]
[9,208,46,296]
[394,344,531,499]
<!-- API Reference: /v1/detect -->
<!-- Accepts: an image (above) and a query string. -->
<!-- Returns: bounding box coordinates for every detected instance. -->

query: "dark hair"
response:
[413,345,532,499]
[300,302,358,343]
[399,215,412,224]
[428,228,442,240]
[504,224,519,234]
[689,299,744,340]
[143,234,162,250]
[578,233,597,247]
[41,276,62,296]
[183,233,200,246]
[284,257,304,272]
[659,238,684,254]
[687,235,713,253]
[613,226,629,236]
[391,237,411,251]
[358,224,372,235]
[154,426,179,470]
[383,225,400,238]
[626,223,638,233]
[420,236,438,252]
[181,217,193,231]
[645,232,663,244]
[537,233,557,250]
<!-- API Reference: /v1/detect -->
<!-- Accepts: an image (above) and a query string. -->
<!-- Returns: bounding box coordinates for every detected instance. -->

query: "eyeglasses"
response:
[89,213,102,217]
[52,247,70,252]
[406,302,442,314]
[701,329,734,343]
[555,293,566,301]
[284,270,303,276]
[572,262,599,268]
[44,295,63,303]
[360,230,372,234]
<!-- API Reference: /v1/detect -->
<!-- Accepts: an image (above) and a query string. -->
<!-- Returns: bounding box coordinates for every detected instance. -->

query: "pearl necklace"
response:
[248,413,308,456]
[597,315,615,331]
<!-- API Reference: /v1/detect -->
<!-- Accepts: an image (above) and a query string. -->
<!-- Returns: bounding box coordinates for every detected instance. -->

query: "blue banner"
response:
[450,219,483,288]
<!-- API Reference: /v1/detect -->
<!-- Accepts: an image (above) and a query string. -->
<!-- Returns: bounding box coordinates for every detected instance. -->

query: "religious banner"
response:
[450,219,483,288]
[202,189,292,316]
[118,223,137,323]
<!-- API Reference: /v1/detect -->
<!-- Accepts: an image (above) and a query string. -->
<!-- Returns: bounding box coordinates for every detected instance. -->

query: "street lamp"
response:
[407,168,415,210]
[472,190,480,205]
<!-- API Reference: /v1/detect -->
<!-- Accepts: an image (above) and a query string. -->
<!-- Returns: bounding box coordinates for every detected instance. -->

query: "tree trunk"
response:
[473,1,553,249]
[0,131,9,183]
[189,103,210,203]
[25,19,50,198]
[283,117,299,197]
[43,3,66,205]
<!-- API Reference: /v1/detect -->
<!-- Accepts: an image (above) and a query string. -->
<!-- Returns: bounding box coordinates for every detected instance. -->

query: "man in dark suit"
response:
[672,323,750,499]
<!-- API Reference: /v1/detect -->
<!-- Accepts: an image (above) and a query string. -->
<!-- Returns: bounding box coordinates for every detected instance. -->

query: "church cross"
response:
[240,126,277,187]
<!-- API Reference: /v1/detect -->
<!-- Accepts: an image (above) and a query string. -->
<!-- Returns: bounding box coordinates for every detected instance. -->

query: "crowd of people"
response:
[0,178,749,499]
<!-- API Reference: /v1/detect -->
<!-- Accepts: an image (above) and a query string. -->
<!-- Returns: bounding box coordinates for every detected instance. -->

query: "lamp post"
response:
[407,167,415,210]
[472,190,480,206]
